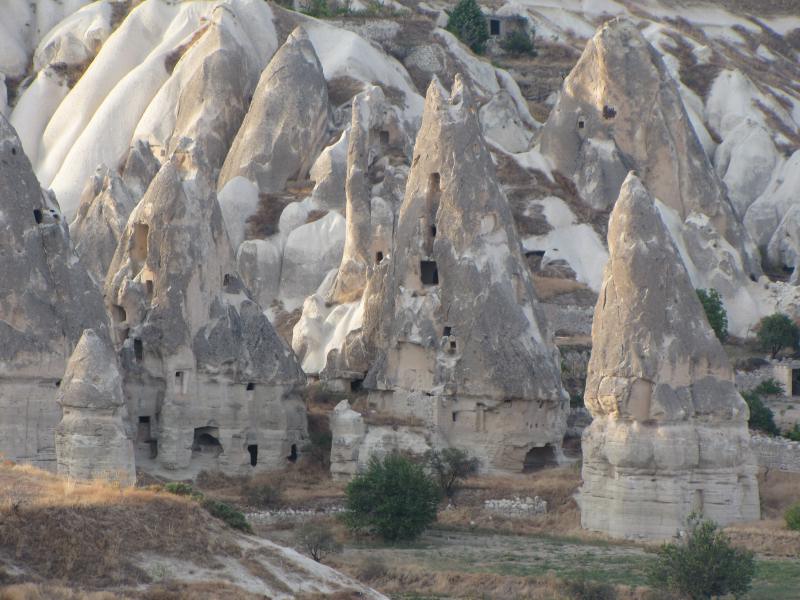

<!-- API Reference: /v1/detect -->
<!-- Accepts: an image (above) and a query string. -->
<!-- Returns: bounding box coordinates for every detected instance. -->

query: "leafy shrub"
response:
[241,481,282,508]
[164,482,195,496]
[647,514,755,600]
[753,377,784,396]
[757,313,800,358]
[785,502,800,530]
[570,393,584,409]
[425,447,480,500]
[201,498,252,533]
[446,0,489,54]
[294,522,342,562]
[344,453,441,541]
[500,28,537,56]
[163,482,204,501]
[786,423,800,442]
[565,579,616,600]
[301,0,332,17]
[742,390,780,435]
[696,289,728,342]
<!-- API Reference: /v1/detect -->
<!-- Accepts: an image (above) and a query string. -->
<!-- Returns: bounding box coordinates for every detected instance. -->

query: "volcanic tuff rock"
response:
[328,85,410,305]
[104,158,306,476]
[55,329,136,485]
[0,115,110,468]
[539,18,760,278]
[580,173,759,540]
[305,76,568,472]
[218,26,329,196]
[70,164,136,283]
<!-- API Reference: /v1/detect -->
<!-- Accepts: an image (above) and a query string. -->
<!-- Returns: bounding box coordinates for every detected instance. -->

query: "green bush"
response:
[163,482,204,501]
[647,514,755,600]
[753,377,784,396]
[425,447,480,500]
[696,288,728,342]
[202,498,252,533]
[241,481,282,508]
[786,423,800,442]
[294,522,342,562]
[344,453,441,541]
[785,502,800,530]
[757,313,800,358]
[742,390,780,435]
[500,28,537,56]
[446,0,489,54]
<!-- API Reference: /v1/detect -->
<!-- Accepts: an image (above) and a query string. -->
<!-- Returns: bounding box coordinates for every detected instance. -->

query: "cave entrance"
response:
[137,416,151,442]
[287,443,298,463]
[490,19,501,36]
[420,260,439,285]
[193,427,223,457]
[523,444,558,472]
[132,223,149,262]
[248,444,258,467]
[792,369,800,396]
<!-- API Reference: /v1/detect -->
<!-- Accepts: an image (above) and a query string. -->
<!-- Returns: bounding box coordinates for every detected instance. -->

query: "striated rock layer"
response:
[580,173,759,540]
[0,115,110,468]
[56,329,136,485]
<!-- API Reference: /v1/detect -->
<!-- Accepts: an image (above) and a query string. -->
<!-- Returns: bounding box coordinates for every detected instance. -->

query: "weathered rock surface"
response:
[580,173,759,540]
[218,27,329,195]
[329,400,366,480]
[105,159,306,477]
[0,115,109,468]
[310,77,568,473]
[539,18,760,279]
[55,329,136,485]
[70,164,136,283]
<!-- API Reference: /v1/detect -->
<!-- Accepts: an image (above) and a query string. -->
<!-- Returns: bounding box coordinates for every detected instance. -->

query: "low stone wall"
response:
[484,496,547,518]
[751,434,800,473]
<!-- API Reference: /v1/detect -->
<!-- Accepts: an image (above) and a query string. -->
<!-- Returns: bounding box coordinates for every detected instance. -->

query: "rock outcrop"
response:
[218,27,329,196]
[0,115,109,468]
[580,173,759,540]
[539,18,760,279]
[71,165,136,283]
[310,77,569,473]
[105,158,307,477]
[55,329,136,485]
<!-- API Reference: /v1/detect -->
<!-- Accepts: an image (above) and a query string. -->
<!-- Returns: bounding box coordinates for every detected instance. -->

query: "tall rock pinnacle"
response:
[580,173,760,539]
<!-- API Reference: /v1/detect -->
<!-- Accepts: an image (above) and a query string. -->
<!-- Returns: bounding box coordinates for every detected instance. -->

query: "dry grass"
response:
[327,76,365,107]
[758,468,800,518]
[245,193,291,239]
[438,466,587,538]
[0,584,120,600]
[533,276,589,301]
[305,209,329,224]
[0,463,237,587]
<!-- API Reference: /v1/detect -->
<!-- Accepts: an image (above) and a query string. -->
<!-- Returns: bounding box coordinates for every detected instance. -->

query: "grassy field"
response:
[318,527,800,599]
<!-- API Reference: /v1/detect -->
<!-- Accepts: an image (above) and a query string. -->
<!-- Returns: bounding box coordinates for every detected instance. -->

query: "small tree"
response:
[295,522,342,562]
[647,514,756,600]
[425,447,480,500]
[757,313,800,358]
[785,502,800,531]
[696,289,728,342]
[344,453,441,541]
[742,390,780,435]
[446,0,489,54]
[500,28,537,57]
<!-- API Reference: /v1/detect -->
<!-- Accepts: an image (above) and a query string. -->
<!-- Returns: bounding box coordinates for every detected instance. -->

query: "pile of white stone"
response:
[246,505,346,524]
[484,496,547,517]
